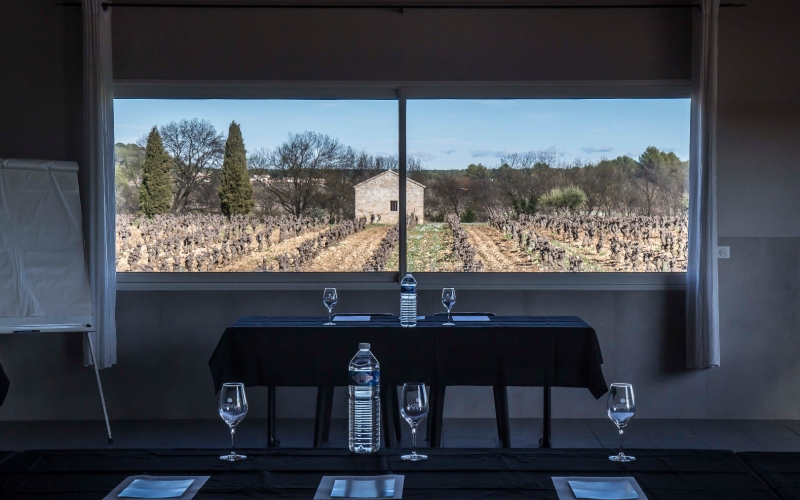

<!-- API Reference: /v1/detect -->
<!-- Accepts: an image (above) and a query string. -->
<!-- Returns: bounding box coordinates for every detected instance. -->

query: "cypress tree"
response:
[218,121,254,217]
[138,126,173,217]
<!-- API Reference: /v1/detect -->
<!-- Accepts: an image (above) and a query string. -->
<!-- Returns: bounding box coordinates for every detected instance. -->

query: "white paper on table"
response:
[552,477,646,500]
[104,476,209,500]
[315,475,404,499]
[333,315,371,322]
[416,316,426,320]
[452,315,490,322]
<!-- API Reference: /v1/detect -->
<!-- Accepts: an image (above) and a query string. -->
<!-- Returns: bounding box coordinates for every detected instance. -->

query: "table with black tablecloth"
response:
[0,360,8,406]
[738,452,800,500]
[0,448,782,499]
[209,316,607,448]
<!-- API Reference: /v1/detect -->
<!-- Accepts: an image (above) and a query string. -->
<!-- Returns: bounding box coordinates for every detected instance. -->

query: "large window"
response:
[406,99,690,273]
[114,99,398,272]
[114,94,690,276]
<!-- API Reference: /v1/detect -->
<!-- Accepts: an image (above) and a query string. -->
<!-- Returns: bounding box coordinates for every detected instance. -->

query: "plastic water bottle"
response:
[348,343,381,453]
[400,273,417,327]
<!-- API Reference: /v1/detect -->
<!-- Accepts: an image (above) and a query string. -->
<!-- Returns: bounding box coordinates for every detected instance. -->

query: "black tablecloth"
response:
[209,316,607,396]
[738,452,800,499]
[0,448,780,499]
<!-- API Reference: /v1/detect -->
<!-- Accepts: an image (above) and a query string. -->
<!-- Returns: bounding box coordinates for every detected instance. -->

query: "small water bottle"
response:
[400,273,417,327]
[348,343,381,453]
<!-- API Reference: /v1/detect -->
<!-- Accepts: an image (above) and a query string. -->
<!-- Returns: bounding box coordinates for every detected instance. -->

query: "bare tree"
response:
[160,118,224,213]
[261,132,346,217]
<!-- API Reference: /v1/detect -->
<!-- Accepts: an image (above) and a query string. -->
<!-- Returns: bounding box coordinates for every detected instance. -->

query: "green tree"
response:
[115,142,145,213]
[138,127,173,217]
[218,121,254,217]
[460,206,477,223]
[465,163,490,180]
[540,186,587,214]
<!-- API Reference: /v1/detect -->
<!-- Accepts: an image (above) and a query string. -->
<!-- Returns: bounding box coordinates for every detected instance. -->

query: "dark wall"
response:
[0,0,799,422]
[112,7,692,81]
[0,1,82,161]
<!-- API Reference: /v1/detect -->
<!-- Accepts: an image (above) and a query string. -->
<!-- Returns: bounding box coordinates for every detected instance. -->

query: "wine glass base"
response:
[220,453,247,461]
[442,322,455,326]
[323,322,336,326]
[608,454,635,462]
[401,453,428,461]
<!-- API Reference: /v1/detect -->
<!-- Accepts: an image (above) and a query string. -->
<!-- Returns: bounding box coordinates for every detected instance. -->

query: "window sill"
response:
[116,272,685,291]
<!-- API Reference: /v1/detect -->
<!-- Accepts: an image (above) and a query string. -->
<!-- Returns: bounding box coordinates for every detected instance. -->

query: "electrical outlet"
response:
[717,246,730,259]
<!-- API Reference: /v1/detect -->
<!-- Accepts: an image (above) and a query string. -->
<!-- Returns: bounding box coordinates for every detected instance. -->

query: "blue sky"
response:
[115,98,690,170]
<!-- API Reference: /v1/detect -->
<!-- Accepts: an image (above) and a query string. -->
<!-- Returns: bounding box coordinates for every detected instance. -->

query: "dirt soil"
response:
[465,225,541,272]
[215,226,327,272]
[303,224,391,272]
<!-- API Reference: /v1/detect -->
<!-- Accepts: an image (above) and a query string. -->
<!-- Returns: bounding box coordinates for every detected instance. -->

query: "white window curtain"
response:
[687,0,720,369]
[83,0,117,369]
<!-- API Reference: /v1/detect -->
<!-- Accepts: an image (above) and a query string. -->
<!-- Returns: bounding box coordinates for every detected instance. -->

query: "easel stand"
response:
[85,331,112,443]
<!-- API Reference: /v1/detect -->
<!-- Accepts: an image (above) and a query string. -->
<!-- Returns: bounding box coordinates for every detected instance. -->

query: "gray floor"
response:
[3,418,800,452]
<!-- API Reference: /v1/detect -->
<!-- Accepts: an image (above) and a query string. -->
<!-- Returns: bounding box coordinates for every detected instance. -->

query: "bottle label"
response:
[350,370,380,386]
[401,285,416,293]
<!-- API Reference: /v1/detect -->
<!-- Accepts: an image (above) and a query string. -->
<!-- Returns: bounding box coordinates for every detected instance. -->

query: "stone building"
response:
[354,170,425,224]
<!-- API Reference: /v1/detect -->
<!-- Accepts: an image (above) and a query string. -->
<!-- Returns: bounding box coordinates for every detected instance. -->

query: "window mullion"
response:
[398,90,408,280]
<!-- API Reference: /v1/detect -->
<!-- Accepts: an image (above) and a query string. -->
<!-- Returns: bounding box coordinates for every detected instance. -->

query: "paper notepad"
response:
[452,315,490,322]
[568,479,638,499]
[118,479,194,498]
[105,476,209,500]
[552,477,645,500]
[333,316,371,322]
[315,475,404,500]
[331,478,395,498]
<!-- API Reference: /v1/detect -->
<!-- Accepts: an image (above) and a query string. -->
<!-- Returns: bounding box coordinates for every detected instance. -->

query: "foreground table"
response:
[738,452,800,500]
[0,448,780,499]
[209,315,607,448]
[0,361,8,406]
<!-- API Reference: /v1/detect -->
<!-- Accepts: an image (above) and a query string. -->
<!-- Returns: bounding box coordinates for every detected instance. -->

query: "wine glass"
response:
[400,383,429,461]
[219,382,248,461]
[607,383,635,462]
[441,288,456,326]
[323,288,338,326]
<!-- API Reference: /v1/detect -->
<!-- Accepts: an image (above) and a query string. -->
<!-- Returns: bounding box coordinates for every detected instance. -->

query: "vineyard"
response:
[116,213,686,273]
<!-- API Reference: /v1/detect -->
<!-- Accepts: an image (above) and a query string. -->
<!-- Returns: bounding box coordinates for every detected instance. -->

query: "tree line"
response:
[415,147,688,223]
[116,118,688,222]
[117,119,253,218]
[116,119,410,220]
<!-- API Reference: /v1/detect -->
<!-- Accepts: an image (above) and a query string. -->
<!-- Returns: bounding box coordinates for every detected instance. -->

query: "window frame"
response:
[114,79,690,291]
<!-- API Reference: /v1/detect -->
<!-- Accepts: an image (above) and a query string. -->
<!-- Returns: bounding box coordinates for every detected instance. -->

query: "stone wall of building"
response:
[354,171,424,224]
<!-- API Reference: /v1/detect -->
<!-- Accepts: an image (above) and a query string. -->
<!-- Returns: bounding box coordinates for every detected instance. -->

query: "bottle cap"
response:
[359,343,370,350]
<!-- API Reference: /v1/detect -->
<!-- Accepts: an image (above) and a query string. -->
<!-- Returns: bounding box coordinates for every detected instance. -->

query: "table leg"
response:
[313,386,330,448]
[540,386,552,448]
[493,385,511,448]
[322,386,334,441]
[380,384,393,449]
[430,385,445,448]
[392,384,403,442]
[268,386,277,448]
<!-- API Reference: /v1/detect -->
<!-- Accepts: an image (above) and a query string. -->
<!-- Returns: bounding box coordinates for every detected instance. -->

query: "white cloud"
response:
[411,151,437,162]
[470,149,508,158]
[581,146,614,154]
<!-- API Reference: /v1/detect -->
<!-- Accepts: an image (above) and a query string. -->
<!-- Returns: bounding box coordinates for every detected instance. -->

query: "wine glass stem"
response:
[328,307,332,324]
[618,427,624,457]
[231,427,236,455]
[411,425,417,454]
[447,309,451,323]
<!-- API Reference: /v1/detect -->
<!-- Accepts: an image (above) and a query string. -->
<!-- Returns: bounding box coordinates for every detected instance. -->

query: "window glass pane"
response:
[406,99,690,272]
[114,99,398,272]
